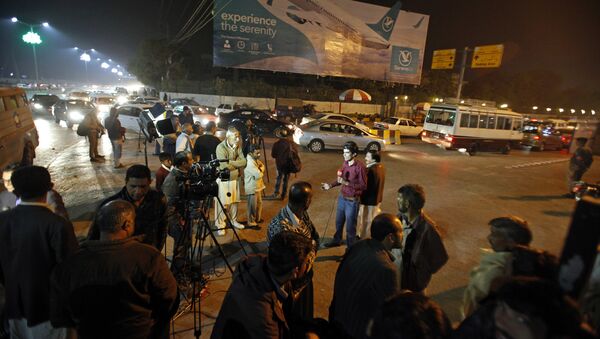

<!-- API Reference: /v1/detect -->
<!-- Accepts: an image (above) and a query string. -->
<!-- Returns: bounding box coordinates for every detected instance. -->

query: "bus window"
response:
[487,115,496,129]
[479,114,488,128]
[469,114,479,128]
[497,116,512,130]
[426,109,456,126]
[460,113,470,127]
[513,119,523,131]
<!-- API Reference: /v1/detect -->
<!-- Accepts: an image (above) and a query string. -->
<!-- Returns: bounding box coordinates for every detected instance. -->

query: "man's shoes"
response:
[216,229,226,236]
[247,222,258,228]
[265,193,280,200]
[95,154,105,158]
[232,221,245,230]
[323,241,341,248]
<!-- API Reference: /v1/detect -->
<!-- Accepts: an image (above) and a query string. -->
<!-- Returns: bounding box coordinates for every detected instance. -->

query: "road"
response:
[29,112,600,336]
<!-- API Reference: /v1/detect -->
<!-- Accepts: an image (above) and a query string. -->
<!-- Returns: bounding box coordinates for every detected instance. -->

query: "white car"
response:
[114,104,154,132]
[374,117,423,137]
[301,113,369,131]
[173,105,219,127]
[215,103,234,115]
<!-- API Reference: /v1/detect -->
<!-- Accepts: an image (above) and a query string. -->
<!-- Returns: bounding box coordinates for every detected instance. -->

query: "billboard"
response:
[213,0,429,84]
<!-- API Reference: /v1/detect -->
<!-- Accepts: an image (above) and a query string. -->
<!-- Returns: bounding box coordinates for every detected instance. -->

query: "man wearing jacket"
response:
[87,164,168,251]
[211,231,314,339]
[51,200,178,339]
[104,107,126,168]
[397,184,448,293]
[269,129,297,200]
[357,150,385,239]
[0,166,78,338]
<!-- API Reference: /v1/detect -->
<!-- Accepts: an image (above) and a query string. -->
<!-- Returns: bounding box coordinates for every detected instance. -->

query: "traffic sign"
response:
[471,44,503,68]
[431,49,456,69]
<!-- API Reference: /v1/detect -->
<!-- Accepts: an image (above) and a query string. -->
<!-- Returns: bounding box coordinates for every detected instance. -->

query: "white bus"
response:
[421,104,524,155]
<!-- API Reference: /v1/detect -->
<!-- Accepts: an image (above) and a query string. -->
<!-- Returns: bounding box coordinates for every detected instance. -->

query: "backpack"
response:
[285,146,302,173]
[76,117,90,136]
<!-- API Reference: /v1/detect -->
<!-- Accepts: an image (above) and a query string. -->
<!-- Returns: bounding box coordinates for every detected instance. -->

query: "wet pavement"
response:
[21,112,600,336]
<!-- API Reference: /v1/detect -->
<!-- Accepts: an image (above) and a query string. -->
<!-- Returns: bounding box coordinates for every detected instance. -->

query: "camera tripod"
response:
[170,191,248,339]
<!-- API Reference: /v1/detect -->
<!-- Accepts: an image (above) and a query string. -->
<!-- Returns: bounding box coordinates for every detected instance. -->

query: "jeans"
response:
[247,190,263,225]
[110,138,123,166]
[274,169,290,196]
[332,195,360,247]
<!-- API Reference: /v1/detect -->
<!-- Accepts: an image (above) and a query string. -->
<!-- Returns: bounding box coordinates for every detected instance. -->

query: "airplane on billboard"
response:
[263,0,403,50]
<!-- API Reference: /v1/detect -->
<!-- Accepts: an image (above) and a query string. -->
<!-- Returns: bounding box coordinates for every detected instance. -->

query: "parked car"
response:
[114,104,154,132]
[169,98,201,107]
[556,127,575,148]
[218,109,294,137]
[173,105,219,127]
[92,96,116,119]
[30,94,60,114]
[298,119,385,153]
[68,91,90,101]
[521,122,563,151]
[52,99,96,128]
[215,103,234,115]
[301,113,369,131]
[374,117,423,137]
[0,87,39,168]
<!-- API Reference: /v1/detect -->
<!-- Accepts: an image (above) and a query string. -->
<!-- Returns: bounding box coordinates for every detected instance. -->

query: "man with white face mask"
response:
[321,141,367,248]
[215,127,247,235]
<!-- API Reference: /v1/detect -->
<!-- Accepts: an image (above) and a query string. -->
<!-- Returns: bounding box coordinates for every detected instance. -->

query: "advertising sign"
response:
[213,0,429,84]
[471,44,504,68]
[431,49,456,69]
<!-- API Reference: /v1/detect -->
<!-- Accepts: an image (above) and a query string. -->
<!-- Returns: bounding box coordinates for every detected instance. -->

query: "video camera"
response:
[176,158,230,200]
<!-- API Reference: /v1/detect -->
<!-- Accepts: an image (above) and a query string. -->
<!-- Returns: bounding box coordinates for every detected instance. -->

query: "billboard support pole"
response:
[456,47,469,101]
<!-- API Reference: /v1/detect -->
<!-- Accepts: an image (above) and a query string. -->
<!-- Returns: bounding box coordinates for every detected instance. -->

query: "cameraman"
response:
[162,151,194,277]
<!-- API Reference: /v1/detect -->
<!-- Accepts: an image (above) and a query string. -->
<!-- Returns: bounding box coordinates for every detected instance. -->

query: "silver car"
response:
[298,119,386,153]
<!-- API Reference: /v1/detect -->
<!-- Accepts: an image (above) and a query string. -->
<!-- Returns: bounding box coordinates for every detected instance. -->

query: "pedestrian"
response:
[329,214,403,339]
[0,166,78,339]
[357,150,385,239]
[322,141,367,248]
[162,92,168,103]
[462,216,532,317]
[244,144,266,228]
[566,137,594,197]
[396,184,448,293]
[0,164,18,211]
[162,151,194,276]
[178,106,194,126]
[51,200,179,339]
[87,164,168,251]
[268,181,320,322]
[81,108,105,162]
[104,107,126,168]
[193,121,221,162]
[155,152,172,192]
[368,292,452,339]
[211,231,315,339]
[176,123,197,153]
[215,127,247,234]
[269,128,300,200]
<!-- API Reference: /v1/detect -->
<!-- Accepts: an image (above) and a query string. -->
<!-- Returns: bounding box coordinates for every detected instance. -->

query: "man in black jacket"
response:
[0,166,78,338]
[104,107,126,169]
[357,150,385,239]
[87,164,168,251]
[329,214,402,339]
[269,129,298,200]
[193,121,221,162]
[51,200,178,339]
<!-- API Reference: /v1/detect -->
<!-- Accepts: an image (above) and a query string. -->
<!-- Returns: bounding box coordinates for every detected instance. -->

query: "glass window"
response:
[425,109,456,126]
[487,115,496,129]
[319,124,332,132]
[479,114,488,129]
[342,117,354,124]
[513,119,523,131]
[19,94,27,107]
[460,113,470,127]
[496,116,512,130]
[469,114,479,128]
[408,120,417,127]
[3,96,18,110]
[401,120,409,126]
[383,117,397,124]
[342,125,358,134]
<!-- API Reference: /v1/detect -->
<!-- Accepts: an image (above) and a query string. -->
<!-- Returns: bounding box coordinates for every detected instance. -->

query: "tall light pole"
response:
[80,51,91,82]
[11,17,49,83]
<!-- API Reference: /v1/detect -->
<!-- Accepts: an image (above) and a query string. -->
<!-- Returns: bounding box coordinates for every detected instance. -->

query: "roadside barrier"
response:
[369,129,401,145]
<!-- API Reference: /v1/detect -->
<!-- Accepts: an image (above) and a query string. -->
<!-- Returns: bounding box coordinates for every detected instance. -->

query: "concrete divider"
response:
[369,129,401,145]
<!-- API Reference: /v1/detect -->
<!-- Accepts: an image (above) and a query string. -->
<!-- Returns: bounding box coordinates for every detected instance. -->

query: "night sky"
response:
[1,0,599,89]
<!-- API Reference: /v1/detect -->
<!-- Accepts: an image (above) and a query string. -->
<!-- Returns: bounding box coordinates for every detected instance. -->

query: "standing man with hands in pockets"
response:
[322,141,367,248]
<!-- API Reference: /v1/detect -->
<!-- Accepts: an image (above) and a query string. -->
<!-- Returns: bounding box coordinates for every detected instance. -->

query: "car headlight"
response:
[117,95,128,105]
[69,110,84,121]
[33,103,43,110]
[215,117,220,124]
[202,118,209,126]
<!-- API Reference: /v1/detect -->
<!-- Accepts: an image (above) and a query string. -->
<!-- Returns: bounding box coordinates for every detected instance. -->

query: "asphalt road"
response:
[28,112,600,337]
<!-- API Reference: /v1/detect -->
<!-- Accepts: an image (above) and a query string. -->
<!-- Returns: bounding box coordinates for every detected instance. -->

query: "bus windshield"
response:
[426,109,456,126]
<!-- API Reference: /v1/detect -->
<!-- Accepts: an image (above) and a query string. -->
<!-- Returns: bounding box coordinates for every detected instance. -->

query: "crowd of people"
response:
[0,111,598,339]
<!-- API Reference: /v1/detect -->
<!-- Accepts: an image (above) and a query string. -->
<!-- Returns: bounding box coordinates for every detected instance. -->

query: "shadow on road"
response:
[430,285,466,324]
[497,194,567,201]
[543,210,572,217]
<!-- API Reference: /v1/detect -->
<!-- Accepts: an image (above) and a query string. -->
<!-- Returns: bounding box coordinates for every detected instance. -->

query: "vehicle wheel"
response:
[67,121,74,128]
[501,144,511,155]
[308,139,324,153]
[273,127,285,138]
[467,143,478,156]
[366,142,381,152]
[20,142,35,166]
[537,143,545,152]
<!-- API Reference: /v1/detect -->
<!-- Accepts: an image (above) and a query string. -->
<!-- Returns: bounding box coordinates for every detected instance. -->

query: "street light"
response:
[111,68,117,73]
[79,52,92,82]
[500,103,508,108]
[558,108,564,113]
[571,109,576,114]
[581,109,586,114]
[11,18,49,82]
[532,106,538,110]
[101,62,109,69]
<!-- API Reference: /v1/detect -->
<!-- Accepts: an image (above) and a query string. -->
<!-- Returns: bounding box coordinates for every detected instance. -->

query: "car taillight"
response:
[422,131,427,137]
[533,135,540,140]
[561,136,566,141]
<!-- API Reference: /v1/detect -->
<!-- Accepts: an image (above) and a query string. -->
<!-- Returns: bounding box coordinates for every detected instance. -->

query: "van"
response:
[0,87,39,169]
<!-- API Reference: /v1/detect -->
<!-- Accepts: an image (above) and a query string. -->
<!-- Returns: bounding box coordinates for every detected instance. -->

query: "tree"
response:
[128,39,170,89]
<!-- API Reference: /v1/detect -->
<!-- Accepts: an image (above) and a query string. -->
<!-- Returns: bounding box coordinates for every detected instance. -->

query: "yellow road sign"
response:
[471,44,504,68]
[431,49,456,69]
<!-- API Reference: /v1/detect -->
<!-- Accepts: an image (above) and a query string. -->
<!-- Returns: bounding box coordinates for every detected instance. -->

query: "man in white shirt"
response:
[175,123,197,153]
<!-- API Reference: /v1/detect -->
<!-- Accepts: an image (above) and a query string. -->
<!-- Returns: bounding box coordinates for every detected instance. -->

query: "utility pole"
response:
[456,47,470,101]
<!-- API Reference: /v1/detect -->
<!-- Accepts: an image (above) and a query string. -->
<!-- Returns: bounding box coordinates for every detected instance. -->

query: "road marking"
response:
[505,159,569,169]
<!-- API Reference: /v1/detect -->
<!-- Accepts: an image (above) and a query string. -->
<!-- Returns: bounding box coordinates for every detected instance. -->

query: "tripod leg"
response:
[261,136,270,183]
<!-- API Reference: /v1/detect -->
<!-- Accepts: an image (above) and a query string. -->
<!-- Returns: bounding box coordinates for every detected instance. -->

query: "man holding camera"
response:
[162,151,194,276]
[215,127,247,235]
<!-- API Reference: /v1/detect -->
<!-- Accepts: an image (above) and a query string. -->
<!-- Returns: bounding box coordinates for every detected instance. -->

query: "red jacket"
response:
[155,166,170,192]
